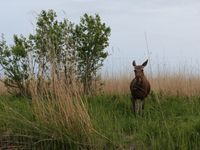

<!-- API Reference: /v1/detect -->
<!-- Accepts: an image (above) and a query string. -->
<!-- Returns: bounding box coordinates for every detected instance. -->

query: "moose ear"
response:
[142,59,148,67]
[132,60,136,66]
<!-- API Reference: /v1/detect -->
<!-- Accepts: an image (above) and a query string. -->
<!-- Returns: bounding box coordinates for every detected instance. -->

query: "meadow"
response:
[0,73,200,149]
[1,9,200,149]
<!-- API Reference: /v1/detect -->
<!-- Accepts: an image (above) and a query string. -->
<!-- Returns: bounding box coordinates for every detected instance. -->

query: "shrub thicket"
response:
[0,10,111,96]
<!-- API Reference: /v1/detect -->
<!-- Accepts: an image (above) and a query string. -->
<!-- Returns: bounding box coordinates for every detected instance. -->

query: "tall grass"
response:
[1,63,200,149]
[103,72,200,97]
[0,81,7,94]
[0,79,98,149]
[87,94,200,149]
[29,79,95,148]
[1,93,200,149]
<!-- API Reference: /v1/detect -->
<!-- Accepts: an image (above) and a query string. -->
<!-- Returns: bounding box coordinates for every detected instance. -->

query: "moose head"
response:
[132,59,148,81]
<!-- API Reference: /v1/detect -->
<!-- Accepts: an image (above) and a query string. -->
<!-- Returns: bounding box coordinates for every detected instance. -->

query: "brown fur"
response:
[130,60,150,114]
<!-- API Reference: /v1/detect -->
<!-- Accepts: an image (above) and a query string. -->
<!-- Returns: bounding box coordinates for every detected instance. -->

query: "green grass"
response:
[0,94,200,149]
[87,94,200,149]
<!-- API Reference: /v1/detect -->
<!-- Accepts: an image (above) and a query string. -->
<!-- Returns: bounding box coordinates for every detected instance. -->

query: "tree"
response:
[0,10,111,96]
[74,14,111,94]
[0,10,77,96]
[0,35,30,96]
[30,10,76,82]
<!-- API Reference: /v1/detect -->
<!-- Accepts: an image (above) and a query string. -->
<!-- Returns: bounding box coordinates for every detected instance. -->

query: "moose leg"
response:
[131,97,136,113]
[140,99,145,116]
[134,99,141,114]
[142,99,145,110]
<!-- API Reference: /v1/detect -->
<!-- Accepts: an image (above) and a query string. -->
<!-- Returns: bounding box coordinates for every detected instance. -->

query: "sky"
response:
[0,0,200,75]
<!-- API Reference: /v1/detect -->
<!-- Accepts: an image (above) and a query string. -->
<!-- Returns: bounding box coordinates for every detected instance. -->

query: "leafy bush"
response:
[0,35,30,96]
[74,14,111,94]
[0,10,111,96]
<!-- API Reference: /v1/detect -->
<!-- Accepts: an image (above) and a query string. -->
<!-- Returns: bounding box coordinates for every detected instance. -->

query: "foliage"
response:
[74,14,111,94]
[0,35,30,96]
[0,10,110,95]
[30,10,76,81]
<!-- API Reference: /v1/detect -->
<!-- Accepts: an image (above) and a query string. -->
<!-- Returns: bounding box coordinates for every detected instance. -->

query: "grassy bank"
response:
[0,94,200,149]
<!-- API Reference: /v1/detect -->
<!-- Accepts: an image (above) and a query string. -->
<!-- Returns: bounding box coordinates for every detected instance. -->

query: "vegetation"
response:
[74,14,111,94]
[0,10,110,96]
[0,35,30,96]
[0,9,200,150]
[0,93,200,149]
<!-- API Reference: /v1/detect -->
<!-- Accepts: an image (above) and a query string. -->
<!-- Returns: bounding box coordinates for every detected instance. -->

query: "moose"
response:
[130,59,151,114]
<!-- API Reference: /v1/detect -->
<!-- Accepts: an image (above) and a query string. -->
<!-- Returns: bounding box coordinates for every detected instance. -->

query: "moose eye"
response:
[134,70,136,72]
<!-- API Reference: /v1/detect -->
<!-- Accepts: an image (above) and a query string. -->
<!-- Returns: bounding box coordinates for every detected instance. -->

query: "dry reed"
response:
[103,73,200,97]
[29,79,94,144]
[0,81,7,94]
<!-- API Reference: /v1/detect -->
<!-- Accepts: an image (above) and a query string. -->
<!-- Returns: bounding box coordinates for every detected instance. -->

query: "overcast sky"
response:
[1,0,200,75]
